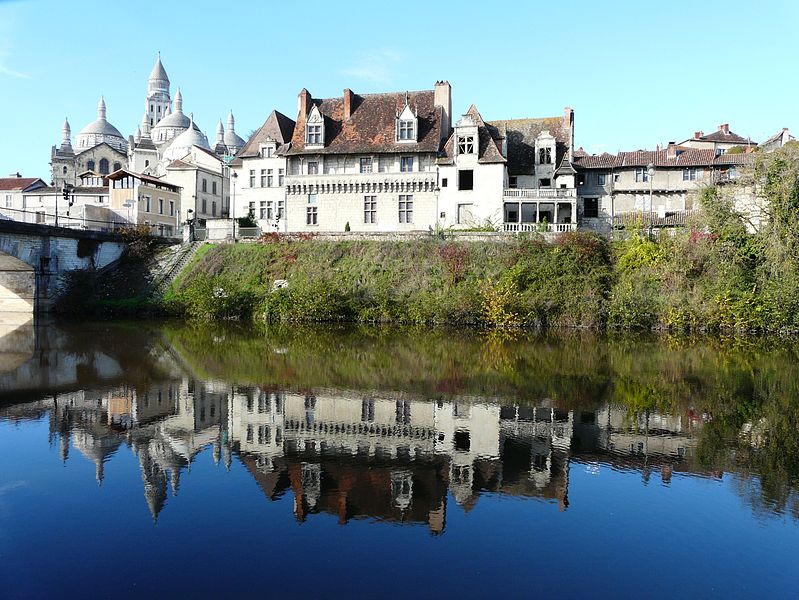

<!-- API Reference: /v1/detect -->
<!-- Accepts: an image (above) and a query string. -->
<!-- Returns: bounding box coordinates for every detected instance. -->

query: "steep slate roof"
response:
[230,110,296,166]
[487,115,569,176]
[0,177,47,191]
[287,89,444,155]
[437,104,506,165]
[573,147,756,169]
[698,128,752,144]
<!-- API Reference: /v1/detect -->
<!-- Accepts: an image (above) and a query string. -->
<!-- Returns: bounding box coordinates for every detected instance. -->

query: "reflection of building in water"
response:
[1,383,713,528]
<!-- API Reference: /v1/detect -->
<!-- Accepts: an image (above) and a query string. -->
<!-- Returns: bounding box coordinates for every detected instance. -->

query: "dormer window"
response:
[399,120,415,140]
[305,106,324,148]
[396,101,418,143]
[307,124,322,145]
[539,147,552,164]
[457,135,474,155]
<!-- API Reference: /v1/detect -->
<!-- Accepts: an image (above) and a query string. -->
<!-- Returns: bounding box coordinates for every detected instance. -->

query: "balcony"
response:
[285,172,437,196]
[502,222,576,233]
[503,188,576,199]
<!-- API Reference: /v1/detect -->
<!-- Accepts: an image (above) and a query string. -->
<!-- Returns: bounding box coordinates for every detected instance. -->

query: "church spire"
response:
[61,118,72,151]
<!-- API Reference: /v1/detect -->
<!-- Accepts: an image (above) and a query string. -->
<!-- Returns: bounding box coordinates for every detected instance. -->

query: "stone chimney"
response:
[666,141,677,159]
[434,81,452,142]
[718,123,730,135]
[343,88,355,121]
[563,106,575,158]
[694,131,703,140]
[297,88,311,121]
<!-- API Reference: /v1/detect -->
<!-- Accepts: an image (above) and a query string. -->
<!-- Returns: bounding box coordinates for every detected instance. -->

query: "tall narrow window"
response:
[99,158,109,174]
[158,198,164,214]
[398,195,413,223]
[249,170,255,187]
[202,179,208,192]
[267,169,273,187]
[278,169,285,186]
[306,194,317,225]
[260,169,267,186]
[364,195,377,224]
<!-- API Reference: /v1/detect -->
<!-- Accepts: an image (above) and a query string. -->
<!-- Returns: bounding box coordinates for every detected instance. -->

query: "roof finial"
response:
[97,96,106,120]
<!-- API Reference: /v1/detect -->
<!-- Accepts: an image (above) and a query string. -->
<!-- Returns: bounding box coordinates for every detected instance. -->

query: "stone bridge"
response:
[0,220,128,314]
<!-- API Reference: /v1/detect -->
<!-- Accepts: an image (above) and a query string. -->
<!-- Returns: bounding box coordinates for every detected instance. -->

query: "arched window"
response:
[112,162,121,172]
[87,160,96,172]
[99,158,109,174]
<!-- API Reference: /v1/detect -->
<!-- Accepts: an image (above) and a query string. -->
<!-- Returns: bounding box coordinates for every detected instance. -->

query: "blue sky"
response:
[0,0,796,180]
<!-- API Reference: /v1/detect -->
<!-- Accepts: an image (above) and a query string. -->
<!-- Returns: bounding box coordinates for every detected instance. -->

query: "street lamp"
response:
[186,208,195,242]
[231,171,238,242]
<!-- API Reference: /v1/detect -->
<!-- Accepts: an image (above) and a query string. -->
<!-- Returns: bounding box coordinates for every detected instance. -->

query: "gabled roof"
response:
[231,110,296,165]
[698,129,751,144]
[0,177,48,192]
[287,89,444,155]
[74,141,128,158]
[487,115,570,175]
[573,147,756,169]
[437,104,506,165]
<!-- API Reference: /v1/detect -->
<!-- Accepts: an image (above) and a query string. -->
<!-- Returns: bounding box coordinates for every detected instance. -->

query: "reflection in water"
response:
[4,321,799,598]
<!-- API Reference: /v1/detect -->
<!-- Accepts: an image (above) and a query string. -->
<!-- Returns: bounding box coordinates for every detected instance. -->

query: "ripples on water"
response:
[0,320,798,598]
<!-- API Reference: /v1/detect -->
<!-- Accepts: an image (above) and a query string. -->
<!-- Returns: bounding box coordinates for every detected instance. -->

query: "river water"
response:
[1,320,797,598]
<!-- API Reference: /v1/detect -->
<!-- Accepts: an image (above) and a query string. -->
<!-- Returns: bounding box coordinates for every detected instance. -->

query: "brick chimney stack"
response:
[434,80,452,142]
[694,131,703,140]
[564,106,575,158]
[343,88,354,121]
[666,141,677,159]
[297,88,311,121]
[719,123,730,135]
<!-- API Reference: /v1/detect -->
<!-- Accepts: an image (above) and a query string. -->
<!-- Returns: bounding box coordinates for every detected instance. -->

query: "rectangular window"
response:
[202,179,208,192]
[307,161,319,175]
[635,168,650,183]
[398,195,413,223]
[307,124,322,145]
[360,157,373,173]
[614,173,620,183]
[584,197,599,218]
[539,147,552,164]
[158,198,164,214]
[169,200,175,216]
[457,136,474,154]
[259,201,267,219]
[212,181,217,195]
[267,201,274,220]
[261,169,267,186]
[398,120,415,140]
[597,174,606,186]
[458,169,474,191]
[364,195,377,224]
[145,196,151,212]
[521,203,536,223]
[277,199,285,219]
[4,194,11,208]
[267,169,273,187]
[503,203,519,223]
[400,156,413,173]
[202,198,207,213]
[249,170,255,187]
[212,201,217,216]
[441,177,448,188]
[508,176,518,189]
[683,167,698,181]
[278,169,285,186]
[539,178,551,188]
[306,206,318,225]
[248,201,255,217]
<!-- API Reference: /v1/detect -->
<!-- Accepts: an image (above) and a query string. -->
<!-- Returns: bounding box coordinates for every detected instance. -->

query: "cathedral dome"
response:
[162,114,210,161]
[76,97,127,152]
[151,88,198,146]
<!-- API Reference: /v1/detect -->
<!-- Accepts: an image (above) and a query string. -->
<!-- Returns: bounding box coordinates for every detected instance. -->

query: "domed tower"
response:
[75,96,128,153]
[146,53,171,128]
[151,88,195,149]
[223,110,245,155]
[51,117,76,188]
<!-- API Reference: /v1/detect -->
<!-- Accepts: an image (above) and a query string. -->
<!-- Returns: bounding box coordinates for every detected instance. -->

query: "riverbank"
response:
[58,148,799,333]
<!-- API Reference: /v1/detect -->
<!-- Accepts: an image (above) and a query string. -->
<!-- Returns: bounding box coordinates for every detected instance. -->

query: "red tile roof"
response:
[0,177,47,192]
[287,89,444,155]
[573,147,755,170]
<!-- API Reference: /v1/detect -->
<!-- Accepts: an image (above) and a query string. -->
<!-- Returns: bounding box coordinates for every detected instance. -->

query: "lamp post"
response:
[231,171,238,242]
[186,208,195,242]
[647,162,655,239]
